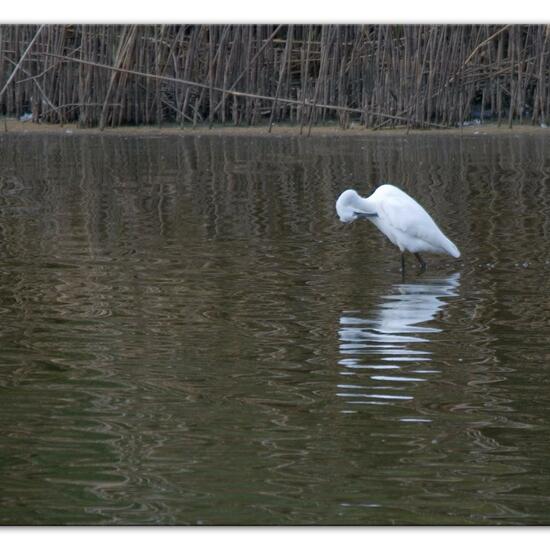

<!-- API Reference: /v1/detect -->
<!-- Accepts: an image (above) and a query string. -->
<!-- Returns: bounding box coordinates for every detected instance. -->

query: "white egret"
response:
[335,184,460,272]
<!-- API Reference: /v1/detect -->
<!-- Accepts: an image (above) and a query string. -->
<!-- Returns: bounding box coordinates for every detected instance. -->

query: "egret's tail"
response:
[444,238,461,258]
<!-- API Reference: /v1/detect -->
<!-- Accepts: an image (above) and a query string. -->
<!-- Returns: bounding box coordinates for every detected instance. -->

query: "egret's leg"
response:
[414,253,427,272]
[401,253,406,275]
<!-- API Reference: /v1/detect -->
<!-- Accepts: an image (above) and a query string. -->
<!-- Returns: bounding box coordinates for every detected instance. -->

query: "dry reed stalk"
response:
[269,24,293,133]
[508,26,516,129]
[299,26,313,135]
[98,25,136,130]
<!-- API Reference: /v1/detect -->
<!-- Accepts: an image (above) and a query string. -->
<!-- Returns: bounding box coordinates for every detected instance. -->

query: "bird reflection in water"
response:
[337,273,460,420]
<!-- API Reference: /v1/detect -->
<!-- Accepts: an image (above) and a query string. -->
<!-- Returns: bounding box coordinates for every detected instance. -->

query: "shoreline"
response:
[2,119,550,138]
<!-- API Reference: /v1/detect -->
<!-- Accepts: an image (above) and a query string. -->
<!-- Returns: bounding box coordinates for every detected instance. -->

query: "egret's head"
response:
[335,189,362,223]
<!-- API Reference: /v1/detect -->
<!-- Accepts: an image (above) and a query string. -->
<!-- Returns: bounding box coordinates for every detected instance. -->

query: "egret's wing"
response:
[377,189,461,257]
[377,192,440,242]
[372,185,460,257]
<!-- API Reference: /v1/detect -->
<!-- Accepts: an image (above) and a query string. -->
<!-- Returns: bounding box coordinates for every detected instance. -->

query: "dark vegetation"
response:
[1,24,549,131]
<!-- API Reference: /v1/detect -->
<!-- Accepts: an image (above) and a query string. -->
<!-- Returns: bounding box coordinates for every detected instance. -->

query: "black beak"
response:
[354,212,378,220]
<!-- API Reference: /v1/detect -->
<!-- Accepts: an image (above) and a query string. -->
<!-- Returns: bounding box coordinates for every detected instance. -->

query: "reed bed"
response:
[1,24,549,130]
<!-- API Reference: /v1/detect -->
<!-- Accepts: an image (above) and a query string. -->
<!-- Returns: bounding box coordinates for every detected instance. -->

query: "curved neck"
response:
[351,194,376,215]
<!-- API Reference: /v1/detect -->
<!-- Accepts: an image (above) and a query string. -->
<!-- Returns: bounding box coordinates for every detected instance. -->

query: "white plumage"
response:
[335,184,460,271]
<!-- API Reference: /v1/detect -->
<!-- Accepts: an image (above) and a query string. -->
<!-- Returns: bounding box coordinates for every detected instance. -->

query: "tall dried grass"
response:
[1,24,549,129]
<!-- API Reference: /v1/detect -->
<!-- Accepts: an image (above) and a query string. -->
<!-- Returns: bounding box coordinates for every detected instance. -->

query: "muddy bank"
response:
[2,119,550,138]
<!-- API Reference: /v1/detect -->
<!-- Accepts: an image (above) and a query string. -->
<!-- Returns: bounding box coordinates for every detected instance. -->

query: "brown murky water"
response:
[1,132,550,525]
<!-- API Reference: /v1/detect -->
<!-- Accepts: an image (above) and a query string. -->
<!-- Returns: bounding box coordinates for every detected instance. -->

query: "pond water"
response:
[1,131,550,525]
